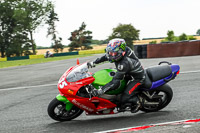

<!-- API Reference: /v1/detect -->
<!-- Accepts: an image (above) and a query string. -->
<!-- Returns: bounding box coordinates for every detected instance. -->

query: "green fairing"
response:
[56,94,73,111]
[92,69,127,95]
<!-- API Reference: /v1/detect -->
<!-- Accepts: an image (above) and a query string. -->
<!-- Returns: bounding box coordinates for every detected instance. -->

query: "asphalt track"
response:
[0,54,200,133]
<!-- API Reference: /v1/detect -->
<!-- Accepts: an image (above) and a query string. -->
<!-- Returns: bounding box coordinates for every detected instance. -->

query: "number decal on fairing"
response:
[59,77,68,89]
[59,81,68,89]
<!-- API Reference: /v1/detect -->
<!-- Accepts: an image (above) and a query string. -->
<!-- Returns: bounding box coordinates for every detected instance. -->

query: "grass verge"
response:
[0,54,92,69]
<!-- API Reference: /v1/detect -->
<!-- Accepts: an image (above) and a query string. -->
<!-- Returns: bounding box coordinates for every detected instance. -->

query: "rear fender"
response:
[56,94,74,111]
[149,64,180,89]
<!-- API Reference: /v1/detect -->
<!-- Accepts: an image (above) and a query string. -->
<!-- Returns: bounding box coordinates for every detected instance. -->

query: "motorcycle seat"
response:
[145,65,172,82]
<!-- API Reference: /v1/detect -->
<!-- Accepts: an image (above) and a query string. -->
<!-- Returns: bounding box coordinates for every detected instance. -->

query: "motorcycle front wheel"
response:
[47,98,83,121]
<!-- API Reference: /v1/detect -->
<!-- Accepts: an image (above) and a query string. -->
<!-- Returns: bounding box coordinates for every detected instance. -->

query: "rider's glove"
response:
[91,89,104,97]
[87,61,95,68]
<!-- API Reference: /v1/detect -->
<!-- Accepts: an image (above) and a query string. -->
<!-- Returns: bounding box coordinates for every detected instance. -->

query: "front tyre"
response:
[47,98,83,121]
[140,84,173,112]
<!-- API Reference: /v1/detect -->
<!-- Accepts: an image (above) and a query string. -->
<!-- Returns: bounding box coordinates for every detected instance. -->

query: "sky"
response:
[34,0,200,47]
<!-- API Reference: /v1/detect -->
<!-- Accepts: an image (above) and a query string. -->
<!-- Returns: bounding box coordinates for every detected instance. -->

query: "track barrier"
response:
[0,57,7,62]
[79,49,105,55]
[7,56,29,61]
[134,44,147,59]
[29,55,44,59]
[53,51,78,57]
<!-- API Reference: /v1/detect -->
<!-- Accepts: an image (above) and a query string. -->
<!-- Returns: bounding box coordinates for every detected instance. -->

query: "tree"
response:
[23,43,32,56]
[108,24,140,49]
[46,6,64,53]
[22,0,52,55]
[68,22,93,51]
[196,29,200,36]
[166,30,176,41]
[51,37,64,53]
[179,33,188,41]
[0,0,29,57]
[0,0,52,57]
[68,30,80,51]
[162,30,179,43]
[0,0,16,57]
[7,32,30,57]
[12,3,32,56]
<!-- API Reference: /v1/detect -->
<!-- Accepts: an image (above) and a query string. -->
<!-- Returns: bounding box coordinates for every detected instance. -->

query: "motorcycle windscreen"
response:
[92,69,126,95]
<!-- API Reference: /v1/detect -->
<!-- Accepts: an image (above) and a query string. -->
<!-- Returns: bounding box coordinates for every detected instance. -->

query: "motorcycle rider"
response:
[87,38,146,112]
[45,50,53,58]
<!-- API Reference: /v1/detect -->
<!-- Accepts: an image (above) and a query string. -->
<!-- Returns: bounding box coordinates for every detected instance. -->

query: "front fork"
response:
[56,94,74,111]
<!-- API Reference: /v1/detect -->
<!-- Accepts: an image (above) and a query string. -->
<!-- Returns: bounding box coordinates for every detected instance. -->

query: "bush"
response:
[149,41,157,44]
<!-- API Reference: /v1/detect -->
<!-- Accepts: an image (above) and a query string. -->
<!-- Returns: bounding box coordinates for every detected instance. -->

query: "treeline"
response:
[91,40,109,45]
[149,30,198,44]
[1,0,140,58]
[163,31,196,42]
[0,0,140,57]
[3,1,200,58]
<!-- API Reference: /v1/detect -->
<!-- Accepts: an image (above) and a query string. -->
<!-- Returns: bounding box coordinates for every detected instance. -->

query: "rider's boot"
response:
[118,96,141,113]
[118,103,132,112]
[130,99,141,113]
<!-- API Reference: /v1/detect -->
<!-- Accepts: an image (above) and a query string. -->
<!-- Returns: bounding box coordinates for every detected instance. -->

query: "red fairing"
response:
[58,76,95,96]
[57,63,117,114]
[66,96,117,114]
[79,76,95,85]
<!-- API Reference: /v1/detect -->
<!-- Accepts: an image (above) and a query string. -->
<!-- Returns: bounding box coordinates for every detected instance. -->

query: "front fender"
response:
[56,94,74,111]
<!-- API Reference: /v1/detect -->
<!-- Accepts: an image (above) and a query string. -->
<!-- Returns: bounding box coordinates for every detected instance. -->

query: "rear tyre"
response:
[47,98,83,121]
[140,84,173,112]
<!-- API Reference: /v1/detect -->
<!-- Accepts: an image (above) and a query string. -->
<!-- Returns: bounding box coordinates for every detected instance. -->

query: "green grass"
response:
[0,54,92,69]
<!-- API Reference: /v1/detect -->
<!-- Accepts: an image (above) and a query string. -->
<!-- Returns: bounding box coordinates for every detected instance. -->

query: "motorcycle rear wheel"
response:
[48,98,83,121]
[140,84,173,112]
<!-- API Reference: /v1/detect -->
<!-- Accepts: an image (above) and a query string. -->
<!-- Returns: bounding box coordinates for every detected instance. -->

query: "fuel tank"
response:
[92,69,126,95]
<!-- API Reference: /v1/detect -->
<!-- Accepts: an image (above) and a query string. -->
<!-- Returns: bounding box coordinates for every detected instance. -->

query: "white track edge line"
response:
[94,118,193,133]
[0,70,200,91]
[0,83,56,91]
[180,70,200,74]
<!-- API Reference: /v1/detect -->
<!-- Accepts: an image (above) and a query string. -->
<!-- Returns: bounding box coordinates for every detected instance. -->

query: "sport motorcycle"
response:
[47,60,180,121]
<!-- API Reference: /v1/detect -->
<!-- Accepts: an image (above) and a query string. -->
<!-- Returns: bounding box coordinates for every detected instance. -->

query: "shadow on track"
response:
[46,111,172,132]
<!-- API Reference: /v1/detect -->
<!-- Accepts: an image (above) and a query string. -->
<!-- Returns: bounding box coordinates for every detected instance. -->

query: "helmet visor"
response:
[109,51,118,56]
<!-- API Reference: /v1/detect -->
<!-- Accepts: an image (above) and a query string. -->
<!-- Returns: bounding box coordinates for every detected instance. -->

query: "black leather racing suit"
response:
[94,46,145,106]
